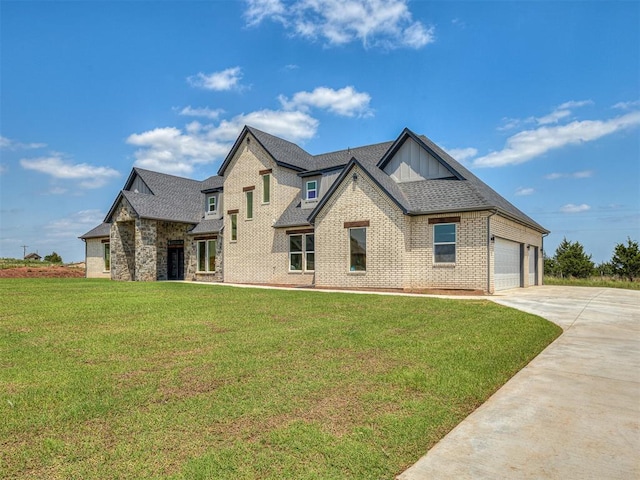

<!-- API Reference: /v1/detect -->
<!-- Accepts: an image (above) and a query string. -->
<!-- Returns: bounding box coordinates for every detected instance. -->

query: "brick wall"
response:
[314,165,409,289]
[222,132,312,285]
[407,211,490,291]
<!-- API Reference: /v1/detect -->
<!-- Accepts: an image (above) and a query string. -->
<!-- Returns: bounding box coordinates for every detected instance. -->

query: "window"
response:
[207,195,216,213]
[197,239,216,272]
[306,180,317,200]
[289,233,314,271]
[230,214,237,241]
[262,173,270,204]
[434,223,456,263]
[306,234,315,271]
[349,228,366,271]
[103,242,110,271]
[246,191,253,219]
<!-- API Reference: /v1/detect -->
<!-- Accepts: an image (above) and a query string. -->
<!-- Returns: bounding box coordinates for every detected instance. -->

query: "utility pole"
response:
[21,245,28,259]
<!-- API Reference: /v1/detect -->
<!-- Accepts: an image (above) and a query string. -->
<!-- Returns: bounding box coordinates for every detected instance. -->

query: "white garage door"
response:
[495,238,522,291]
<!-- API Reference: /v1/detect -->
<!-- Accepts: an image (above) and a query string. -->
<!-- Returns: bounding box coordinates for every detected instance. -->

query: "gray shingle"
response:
[189,218,224,235]
[80,222,111,239]
[273,196,314,228]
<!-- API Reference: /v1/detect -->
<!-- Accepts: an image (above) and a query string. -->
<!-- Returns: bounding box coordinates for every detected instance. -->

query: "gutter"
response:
[486,209,498,294]
[541,231,549,285]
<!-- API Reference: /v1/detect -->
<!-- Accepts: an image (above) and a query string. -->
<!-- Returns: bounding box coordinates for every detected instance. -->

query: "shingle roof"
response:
[305,129,548,233]
[80,222,111,239]
[189,218,224,235]
[94,125,546,236]
[201,175,224,192]
[273,196,314,228]
[104,168,212,225]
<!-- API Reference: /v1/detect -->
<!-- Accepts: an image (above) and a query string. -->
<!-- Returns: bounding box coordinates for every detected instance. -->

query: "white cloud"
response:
[545,170,594,180]
[446,147,478,162]
[187,67,244,91]
[245,0,434,49]
[127,110,319,175]
[515,187,534,196]
[20,155,121,188]
[473,110,640,168]
[45,210,105,239]
[178,106,225,119]
[245,0,287,26]
[279,86,372,117]
[1,136,46,150]
[536,109,571,126]
[560,203,591,213]
[613,100,640,110]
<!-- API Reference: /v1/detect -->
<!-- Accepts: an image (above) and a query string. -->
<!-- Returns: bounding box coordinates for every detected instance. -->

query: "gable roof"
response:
[218,126,315,176]
[104,168,207,224]
[305,128,548,233]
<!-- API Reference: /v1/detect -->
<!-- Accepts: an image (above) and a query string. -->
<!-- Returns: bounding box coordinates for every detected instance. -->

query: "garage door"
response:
[495,238,522,291]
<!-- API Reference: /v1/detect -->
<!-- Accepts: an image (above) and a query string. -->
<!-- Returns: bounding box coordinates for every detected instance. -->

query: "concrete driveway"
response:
[399,286,640,480]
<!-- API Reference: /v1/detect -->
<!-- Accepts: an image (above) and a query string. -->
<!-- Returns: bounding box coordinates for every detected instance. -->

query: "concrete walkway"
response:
[399,286,640,479]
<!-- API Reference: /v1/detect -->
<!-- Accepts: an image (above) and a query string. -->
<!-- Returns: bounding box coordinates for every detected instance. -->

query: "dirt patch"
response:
[0,266,85,278]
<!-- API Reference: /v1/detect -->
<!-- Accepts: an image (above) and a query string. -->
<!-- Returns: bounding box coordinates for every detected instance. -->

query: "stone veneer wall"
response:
[156,221,194,281]
[135,218,157,281]
[189,234,224,282]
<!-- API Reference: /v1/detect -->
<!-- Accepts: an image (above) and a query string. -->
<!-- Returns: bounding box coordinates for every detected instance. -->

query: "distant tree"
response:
[543,252,559,276]
[44,252,63,263]
[553,238,594,278]
[595,261,614,277]
[610,237,640,281]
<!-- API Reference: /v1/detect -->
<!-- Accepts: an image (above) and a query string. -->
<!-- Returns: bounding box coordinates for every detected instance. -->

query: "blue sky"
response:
[1,0,638,264]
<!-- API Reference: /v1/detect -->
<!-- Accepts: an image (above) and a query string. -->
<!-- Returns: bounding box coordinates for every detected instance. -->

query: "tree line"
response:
[544,237,640,281]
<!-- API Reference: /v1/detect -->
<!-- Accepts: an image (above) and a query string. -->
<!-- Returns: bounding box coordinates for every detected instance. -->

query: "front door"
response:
[168,247,184,280]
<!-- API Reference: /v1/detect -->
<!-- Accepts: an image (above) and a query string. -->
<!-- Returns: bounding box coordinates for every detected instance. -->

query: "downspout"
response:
[541,232,549,285]
[486,210,498,294]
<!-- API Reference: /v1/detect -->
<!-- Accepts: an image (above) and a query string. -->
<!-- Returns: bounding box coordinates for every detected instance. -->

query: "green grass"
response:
[544,276,640,290]
[0,279,561,479]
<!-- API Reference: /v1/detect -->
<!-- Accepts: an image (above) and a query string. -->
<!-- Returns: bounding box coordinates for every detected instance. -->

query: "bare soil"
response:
[0,266,85,278]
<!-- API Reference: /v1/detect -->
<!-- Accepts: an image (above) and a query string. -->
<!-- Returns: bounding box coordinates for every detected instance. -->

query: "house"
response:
[80,126,548,293]
[24,252,42,261]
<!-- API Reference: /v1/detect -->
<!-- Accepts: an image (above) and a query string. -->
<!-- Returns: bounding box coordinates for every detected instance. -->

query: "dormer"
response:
[299,166,342,209]
[203,190,222,219]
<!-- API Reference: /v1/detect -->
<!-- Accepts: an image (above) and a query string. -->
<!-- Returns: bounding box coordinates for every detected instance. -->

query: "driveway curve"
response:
[399,286,640,480]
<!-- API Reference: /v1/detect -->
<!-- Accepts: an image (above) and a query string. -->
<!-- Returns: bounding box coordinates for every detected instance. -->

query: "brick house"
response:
[80,126,548,293]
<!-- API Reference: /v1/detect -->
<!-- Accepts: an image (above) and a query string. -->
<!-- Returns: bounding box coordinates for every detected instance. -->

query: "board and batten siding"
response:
[383,138,451,182]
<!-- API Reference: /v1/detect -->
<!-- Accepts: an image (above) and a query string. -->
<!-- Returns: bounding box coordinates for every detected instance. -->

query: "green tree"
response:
[44,252,63,263]
[595,261,614,277]
[543,252,559,276]
[611,237,640,281]
[553,238,594,278]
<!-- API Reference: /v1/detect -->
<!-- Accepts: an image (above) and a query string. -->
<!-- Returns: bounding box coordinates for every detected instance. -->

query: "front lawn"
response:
[544,276,640,290]
[0,280,560,479]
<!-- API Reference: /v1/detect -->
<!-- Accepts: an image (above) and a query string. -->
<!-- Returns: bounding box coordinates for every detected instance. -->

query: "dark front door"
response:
[168,247,184,280]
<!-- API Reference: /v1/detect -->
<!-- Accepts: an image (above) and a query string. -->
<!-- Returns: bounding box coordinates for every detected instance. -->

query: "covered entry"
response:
[495,237,522,291]
[168,241,184,280]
